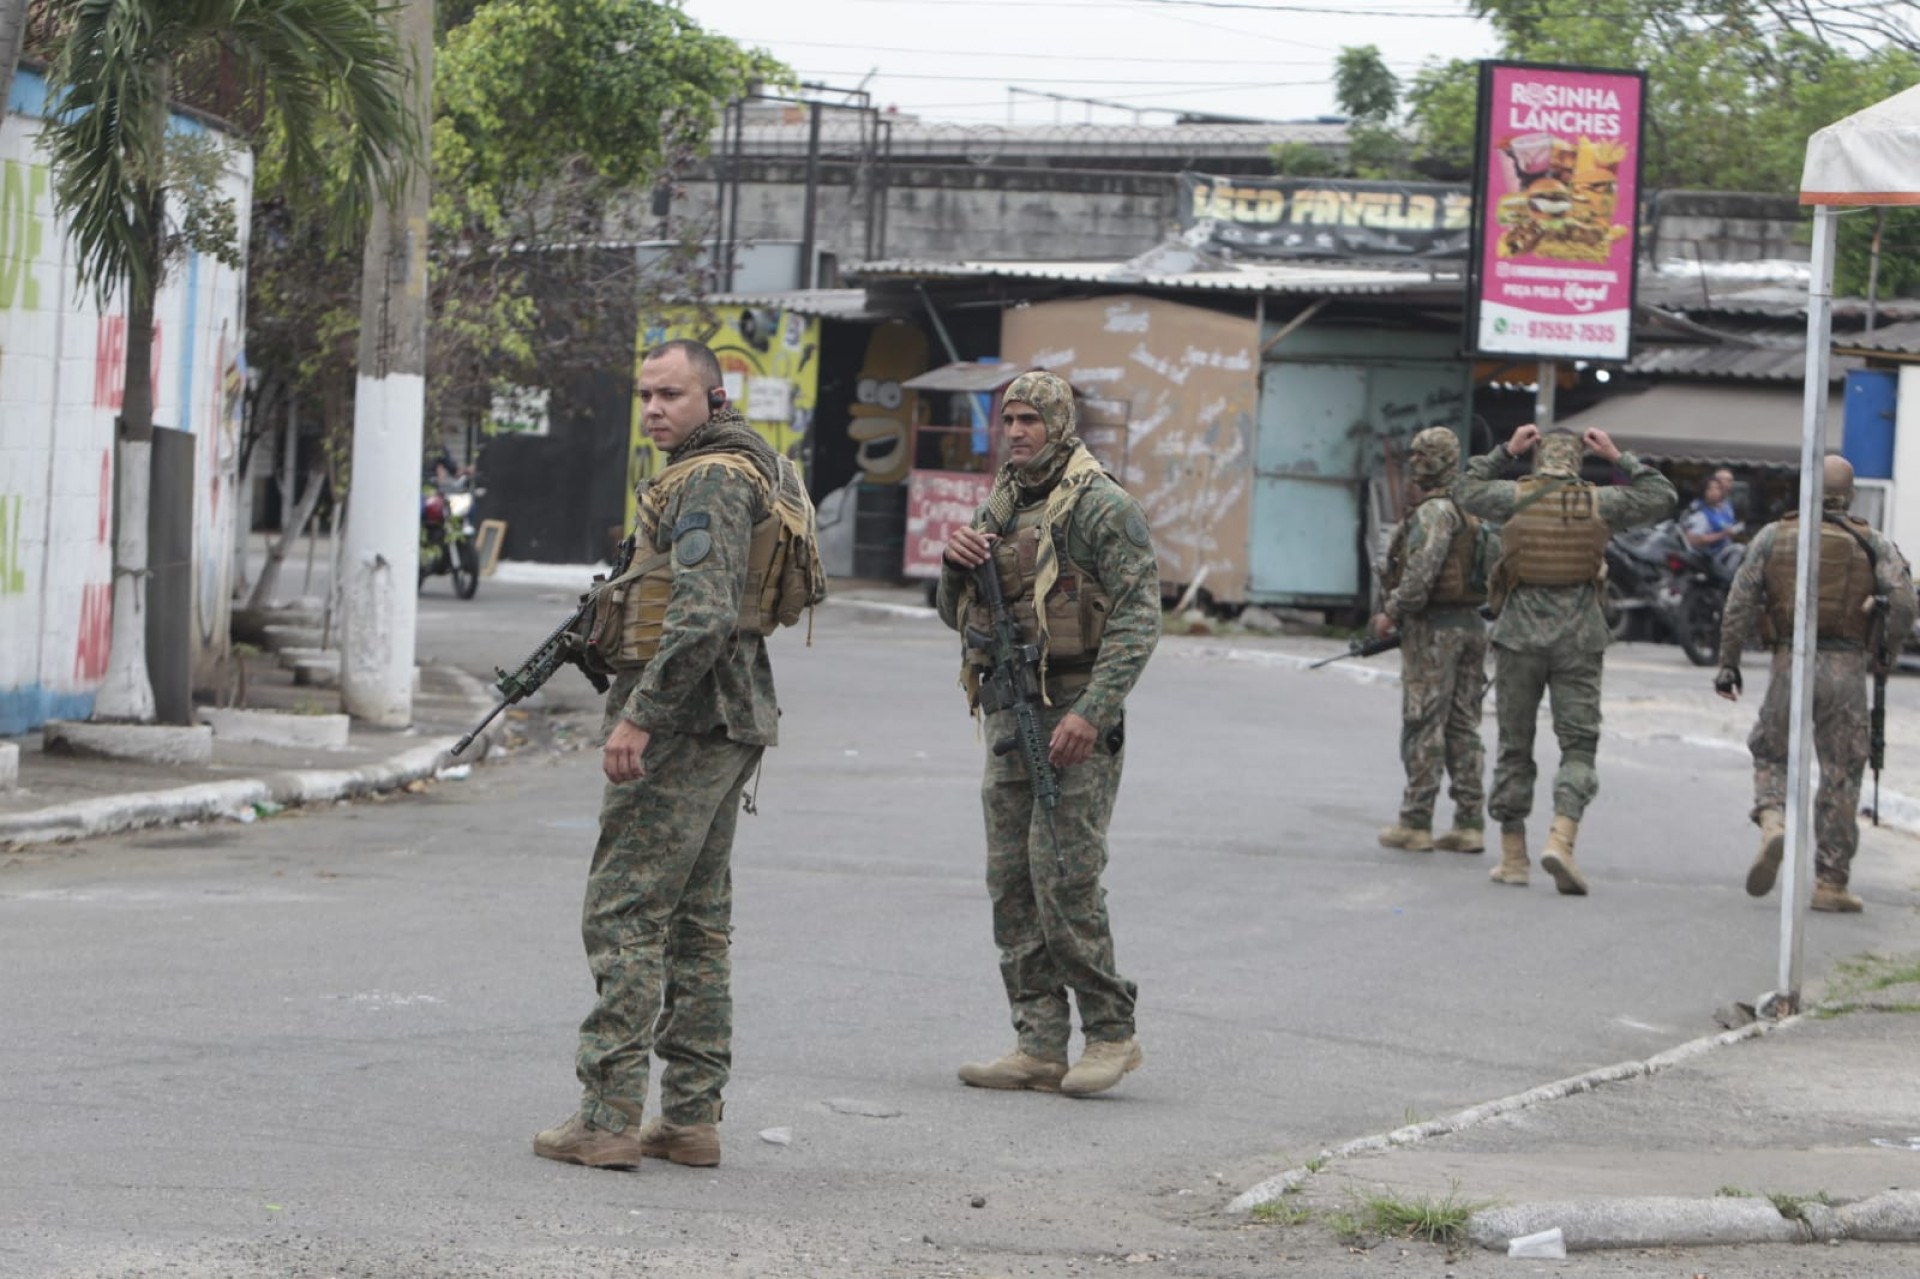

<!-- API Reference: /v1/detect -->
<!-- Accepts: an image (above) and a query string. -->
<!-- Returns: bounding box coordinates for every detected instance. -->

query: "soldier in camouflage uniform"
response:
[1455,423,1675,895]
[1714,455,1916,913]
[534,340,779,1170]
[1372,426,1490,855]
[937,370,1160,1098]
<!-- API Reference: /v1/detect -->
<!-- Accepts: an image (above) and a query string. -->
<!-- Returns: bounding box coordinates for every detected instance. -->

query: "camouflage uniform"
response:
[1455,440,1674,832]
[572,407,779,1134]
[1719,509,1915,890]
[937,374,1160,1064]
[1382,429,1488,835]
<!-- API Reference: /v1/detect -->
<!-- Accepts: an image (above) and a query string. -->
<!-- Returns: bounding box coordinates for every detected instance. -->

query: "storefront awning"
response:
[1559,383,1843,468]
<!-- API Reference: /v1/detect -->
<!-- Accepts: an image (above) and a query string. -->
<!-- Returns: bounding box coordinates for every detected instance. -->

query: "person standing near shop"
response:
[937,370,1160,1098]
[1455,423,1675,894]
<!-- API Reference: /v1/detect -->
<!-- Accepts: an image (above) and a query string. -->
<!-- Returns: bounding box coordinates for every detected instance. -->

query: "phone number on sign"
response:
[1524,319,1618,343]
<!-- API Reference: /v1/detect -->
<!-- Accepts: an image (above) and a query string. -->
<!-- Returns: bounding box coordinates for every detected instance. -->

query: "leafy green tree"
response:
[1268,139,1340,177]
[1335,44,1399,125]
[41,0,411,721]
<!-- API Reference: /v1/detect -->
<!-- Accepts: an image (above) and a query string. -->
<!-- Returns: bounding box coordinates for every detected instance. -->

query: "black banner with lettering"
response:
[1178,172,1472,260]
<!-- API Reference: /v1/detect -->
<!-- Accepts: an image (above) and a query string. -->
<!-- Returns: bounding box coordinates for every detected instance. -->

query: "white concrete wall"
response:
[1,68,252,735]
[1892,365,1920,552]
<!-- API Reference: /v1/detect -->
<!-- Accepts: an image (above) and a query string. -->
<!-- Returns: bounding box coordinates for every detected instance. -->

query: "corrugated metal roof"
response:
[1563,383,1844,468]
[1626,344,1862,383]
[903,362,1024,393]
[1638,277,1920,321]
[850,257,1453,295]
[699,289,882,321]
[1834,318,1920,356]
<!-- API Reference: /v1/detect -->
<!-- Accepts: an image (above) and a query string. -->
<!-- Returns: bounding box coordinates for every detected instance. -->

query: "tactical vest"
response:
[1382,495,1482,608]
[963,503,1112,683]
[582,451,823,672]
[1761,513,1876,644]
[1501,475,1610,587]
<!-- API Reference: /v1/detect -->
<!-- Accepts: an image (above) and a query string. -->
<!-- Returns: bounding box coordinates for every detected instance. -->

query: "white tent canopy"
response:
[1801,82,1920,206]
[1769,85,1920,1007]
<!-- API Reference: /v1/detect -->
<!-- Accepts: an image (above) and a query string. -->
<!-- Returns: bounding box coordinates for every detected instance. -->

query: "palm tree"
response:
[40,0,412,721]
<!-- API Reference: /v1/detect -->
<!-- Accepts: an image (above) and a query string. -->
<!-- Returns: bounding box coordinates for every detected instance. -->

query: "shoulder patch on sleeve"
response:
[672,511,711,540]
[675,528,714,567]
[1124,512,1152,548]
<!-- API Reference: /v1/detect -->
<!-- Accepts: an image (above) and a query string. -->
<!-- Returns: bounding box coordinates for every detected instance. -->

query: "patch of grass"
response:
[1325,1208,1367,1245]
[1303,1155,1330,1174]
[1351,1185,1487,1246]
[1818,951,1920,1015]
[1250,1200,1314,1226]
[1716,1185,1752,1198]
[1767,1190,1834,1222]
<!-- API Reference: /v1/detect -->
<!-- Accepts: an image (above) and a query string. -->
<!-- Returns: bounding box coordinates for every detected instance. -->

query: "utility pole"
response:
[341,0,432,727]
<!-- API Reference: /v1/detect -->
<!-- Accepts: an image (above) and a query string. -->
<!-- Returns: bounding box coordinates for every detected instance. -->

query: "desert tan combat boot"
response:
[637,1116,721,1166]
[1060,1037,1144,1097]
[957,1049,1068,1092]
[1745,808,1786,897]
[1378,825,1434,852]
[1489,826,1529,885]
[1433,826,1485,853]
[1812,881,1864,913]
[1539,815,1588,896]
[533,1107,647,1168]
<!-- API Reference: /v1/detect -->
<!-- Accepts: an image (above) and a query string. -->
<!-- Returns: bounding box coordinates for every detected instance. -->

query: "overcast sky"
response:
[680,0,1501,126]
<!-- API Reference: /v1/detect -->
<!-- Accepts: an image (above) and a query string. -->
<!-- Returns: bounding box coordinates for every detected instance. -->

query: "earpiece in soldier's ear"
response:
[708,388,725,411]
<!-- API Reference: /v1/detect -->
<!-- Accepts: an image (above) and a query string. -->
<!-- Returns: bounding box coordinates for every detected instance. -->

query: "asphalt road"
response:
[4,573,1917,1276]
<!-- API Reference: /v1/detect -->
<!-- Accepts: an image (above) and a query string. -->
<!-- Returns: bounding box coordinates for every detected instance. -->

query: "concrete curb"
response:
[0,664,503,850]
[1469,1189,1920,1252]
[1223,1017,1793,1215]
[827,596,938,621]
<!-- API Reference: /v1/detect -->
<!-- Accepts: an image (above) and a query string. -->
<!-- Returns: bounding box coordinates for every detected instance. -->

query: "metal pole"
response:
[341,0,432,726]
[800,99,823,289]
[1866,208,1885,335]
[1534,360,1557,429]
[725,96,745,292]
[877,117,892,259]
[1779,203,1839,1011]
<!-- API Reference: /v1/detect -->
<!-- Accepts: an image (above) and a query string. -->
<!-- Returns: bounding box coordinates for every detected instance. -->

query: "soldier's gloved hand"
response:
[1713,666,1742,701]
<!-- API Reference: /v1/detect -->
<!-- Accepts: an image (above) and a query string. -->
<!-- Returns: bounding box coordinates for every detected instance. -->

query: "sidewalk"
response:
[0,649,502,849]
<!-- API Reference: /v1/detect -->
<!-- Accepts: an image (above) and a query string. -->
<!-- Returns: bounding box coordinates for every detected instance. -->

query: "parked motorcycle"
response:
[1602,519,1732,667]
[420,477,481,599]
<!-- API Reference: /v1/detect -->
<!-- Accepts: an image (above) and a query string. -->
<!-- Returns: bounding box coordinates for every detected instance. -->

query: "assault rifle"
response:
[964,560,1064,871]
[451,539,630,757]
[1309,633,1402,670]
[1869,592,1891,826]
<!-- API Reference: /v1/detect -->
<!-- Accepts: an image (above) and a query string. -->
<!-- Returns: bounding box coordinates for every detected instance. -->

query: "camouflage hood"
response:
[1535,431,1585,480]
[1004,370,1081,493]
[1408,426,1460,490]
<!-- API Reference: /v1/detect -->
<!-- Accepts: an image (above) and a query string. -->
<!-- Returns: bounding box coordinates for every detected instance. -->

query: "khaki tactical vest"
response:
[1500,475,1610,588]
[1761,513,1876,644]
[963,504,1112,684]
[583,451,824,672]
[1382,495,1482,609]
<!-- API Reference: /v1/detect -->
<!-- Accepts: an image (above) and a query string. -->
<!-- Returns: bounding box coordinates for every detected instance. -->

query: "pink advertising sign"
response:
[1467,61,1645,362]
[904,469,996,578]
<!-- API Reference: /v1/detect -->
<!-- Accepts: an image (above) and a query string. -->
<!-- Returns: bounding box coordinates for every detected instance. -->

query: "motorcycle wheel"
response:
[452,540,480,599]
[1602,578,1633,641]
[1678,584,1723,667]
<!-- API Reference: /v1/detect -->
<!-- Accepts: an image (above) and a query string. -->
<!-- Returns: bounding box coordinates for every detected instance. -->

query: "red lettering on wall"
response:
[98,449,111,543]
[74,582,112,682]
[91,316,163,411]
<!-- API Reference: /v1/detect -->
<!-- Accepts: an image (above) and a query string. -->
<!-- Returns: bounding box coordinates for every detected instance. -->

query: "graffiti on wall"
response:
[0,494,27,595]
[1004,295,1259,600]
[848,323,926,486]
[628,307,819,529]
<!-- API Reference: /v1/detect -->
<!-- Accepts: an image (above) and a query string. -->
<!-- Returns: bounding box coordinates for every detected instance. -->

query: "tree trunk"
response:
[0,0,27,122]
[90,187,164,723]
[340,0,433,727]
[245,470,328,612]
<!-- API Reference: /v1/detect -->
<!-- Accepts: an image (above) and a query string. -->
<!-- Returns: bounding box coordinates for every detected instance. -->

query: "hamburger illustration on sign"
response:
[1496,133,1629,261]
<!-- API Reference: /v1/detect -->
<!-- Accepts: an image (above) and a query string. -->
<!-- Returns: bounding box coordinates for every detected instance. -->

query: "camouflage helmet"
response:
[1002,370,1077,444]
[1407,426,1460,486]
[1535,430,1585,479]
